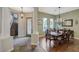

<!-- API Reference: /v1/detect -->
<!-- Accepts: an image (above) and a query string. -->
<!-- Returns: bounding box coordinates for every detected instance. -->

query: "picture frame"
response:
[62,19,73,27]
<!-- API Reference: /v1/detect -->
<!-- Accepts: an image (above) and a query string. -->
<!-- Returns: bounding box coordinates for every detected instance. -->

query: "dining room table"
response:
[50,31,63,40]
[46,31,63,47]
[46,29,74,47]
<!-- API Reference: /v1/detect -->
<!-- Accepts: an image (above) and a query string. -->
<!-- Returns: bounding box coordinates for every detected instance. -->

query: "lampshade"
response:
[20,7,24,19]
[21,13,24,19]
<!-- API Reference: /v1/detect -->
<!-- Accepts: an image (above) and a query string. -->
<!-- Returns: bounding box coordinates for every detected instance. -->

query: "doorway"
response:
[26,17,32,37]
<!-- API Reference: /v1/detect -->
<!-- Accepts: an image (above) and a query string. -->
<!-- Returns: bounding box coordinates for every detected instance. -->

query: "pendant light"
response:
[58,7,61,24]
[20,7,24,19]
[58,7,63,24]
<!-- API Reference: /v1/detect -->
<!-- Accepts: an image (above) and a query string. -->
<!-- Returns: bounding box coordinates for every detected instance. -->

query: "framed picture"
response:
[62,19,73,27]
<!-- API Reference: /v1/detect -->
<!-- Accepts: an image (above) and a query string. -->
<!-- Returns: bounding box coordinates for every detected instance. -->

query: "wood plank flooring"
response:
[47,39,79,52]
[13,37,79,52]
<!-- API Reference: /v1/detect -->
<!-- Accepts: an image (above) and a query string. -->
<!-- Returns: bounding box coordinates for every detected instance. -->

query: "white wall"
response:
[0,8,2,35]
[1,8,11,36]
[0,8,13,52]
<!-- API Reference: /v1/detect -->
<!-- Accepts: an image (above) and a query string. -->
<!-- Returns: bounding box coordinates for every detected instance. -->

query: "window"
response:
[56,18,63,29]
[26,18,32,35]
[50,18,54,29]
[43,18,48,32]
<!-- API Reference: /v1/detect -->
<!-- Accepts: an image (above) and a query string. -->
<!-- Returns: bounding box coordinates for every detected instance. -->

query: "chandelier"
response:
[59,7,60,20]
[58,7,63,24]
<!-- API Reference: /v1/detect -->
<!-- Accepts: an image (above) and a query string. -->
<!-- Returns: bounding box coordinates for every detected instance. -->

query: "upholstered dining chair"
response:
[58,30,67,45]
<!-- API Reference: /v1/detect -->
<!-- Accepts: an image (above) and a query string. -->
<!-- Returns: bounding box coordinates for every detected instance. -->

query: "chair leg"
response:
[68,38,69,43]
[46,38,47,43]
[67,38,69,48]
[46,38,48,47]
[53,40,57,47]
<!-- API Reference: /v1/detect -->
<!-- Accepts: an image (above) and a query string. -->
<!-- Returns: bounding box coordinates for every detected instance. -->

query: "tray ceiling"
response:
[10,7,79,15]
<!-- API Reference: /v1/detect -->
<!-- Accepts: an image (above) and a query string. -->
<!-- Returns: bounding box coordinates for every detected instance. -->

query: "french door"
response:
[26,18,32,36]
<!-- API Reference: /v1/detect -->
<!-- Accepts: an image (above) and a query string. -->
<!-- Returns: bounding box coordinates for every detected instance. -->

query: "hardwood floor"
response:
[13,37,79,52]
[48,39,79,52]
[41,38,79,52]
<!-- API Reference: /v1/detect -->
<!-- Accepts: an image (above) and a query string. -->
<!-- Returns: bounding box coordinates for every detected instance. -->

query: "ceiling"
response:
[10,7,79,15]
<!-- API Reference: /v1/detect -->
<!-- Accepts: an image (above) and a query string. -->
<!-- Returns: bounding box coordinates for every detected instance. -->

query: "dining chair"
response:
[45,33,50,43]
[45,32,56,47]
[58,30,67,44]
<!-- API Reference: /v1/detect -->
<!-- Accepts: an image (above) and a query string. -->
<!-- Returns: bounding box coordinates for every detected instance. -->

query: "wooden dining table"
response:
[50,32,63,40]
[46,31,63,47]
[46,29,74,47]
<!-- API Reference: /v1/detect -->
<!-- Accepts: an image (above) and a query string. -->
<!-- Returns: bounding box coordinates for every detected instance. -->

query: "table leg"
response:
[49,40,51,47]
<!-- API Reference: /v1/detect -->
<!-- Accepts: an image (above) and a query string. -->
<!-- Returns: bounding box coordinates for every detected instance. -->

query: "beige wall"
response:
[56,9,79,38]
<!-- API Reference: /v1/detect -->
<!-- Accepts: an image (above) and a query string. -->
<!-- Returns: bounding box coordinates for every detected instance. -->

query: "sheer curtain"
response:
[43,18,54,32]
[54,18,63,30]
[50,18,54,29]
[43,18,48,32]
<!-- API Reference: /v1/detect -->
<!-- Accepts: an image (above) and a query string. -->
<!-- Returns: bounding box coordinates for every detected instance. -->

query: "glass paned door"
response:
[26,18,32,36]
